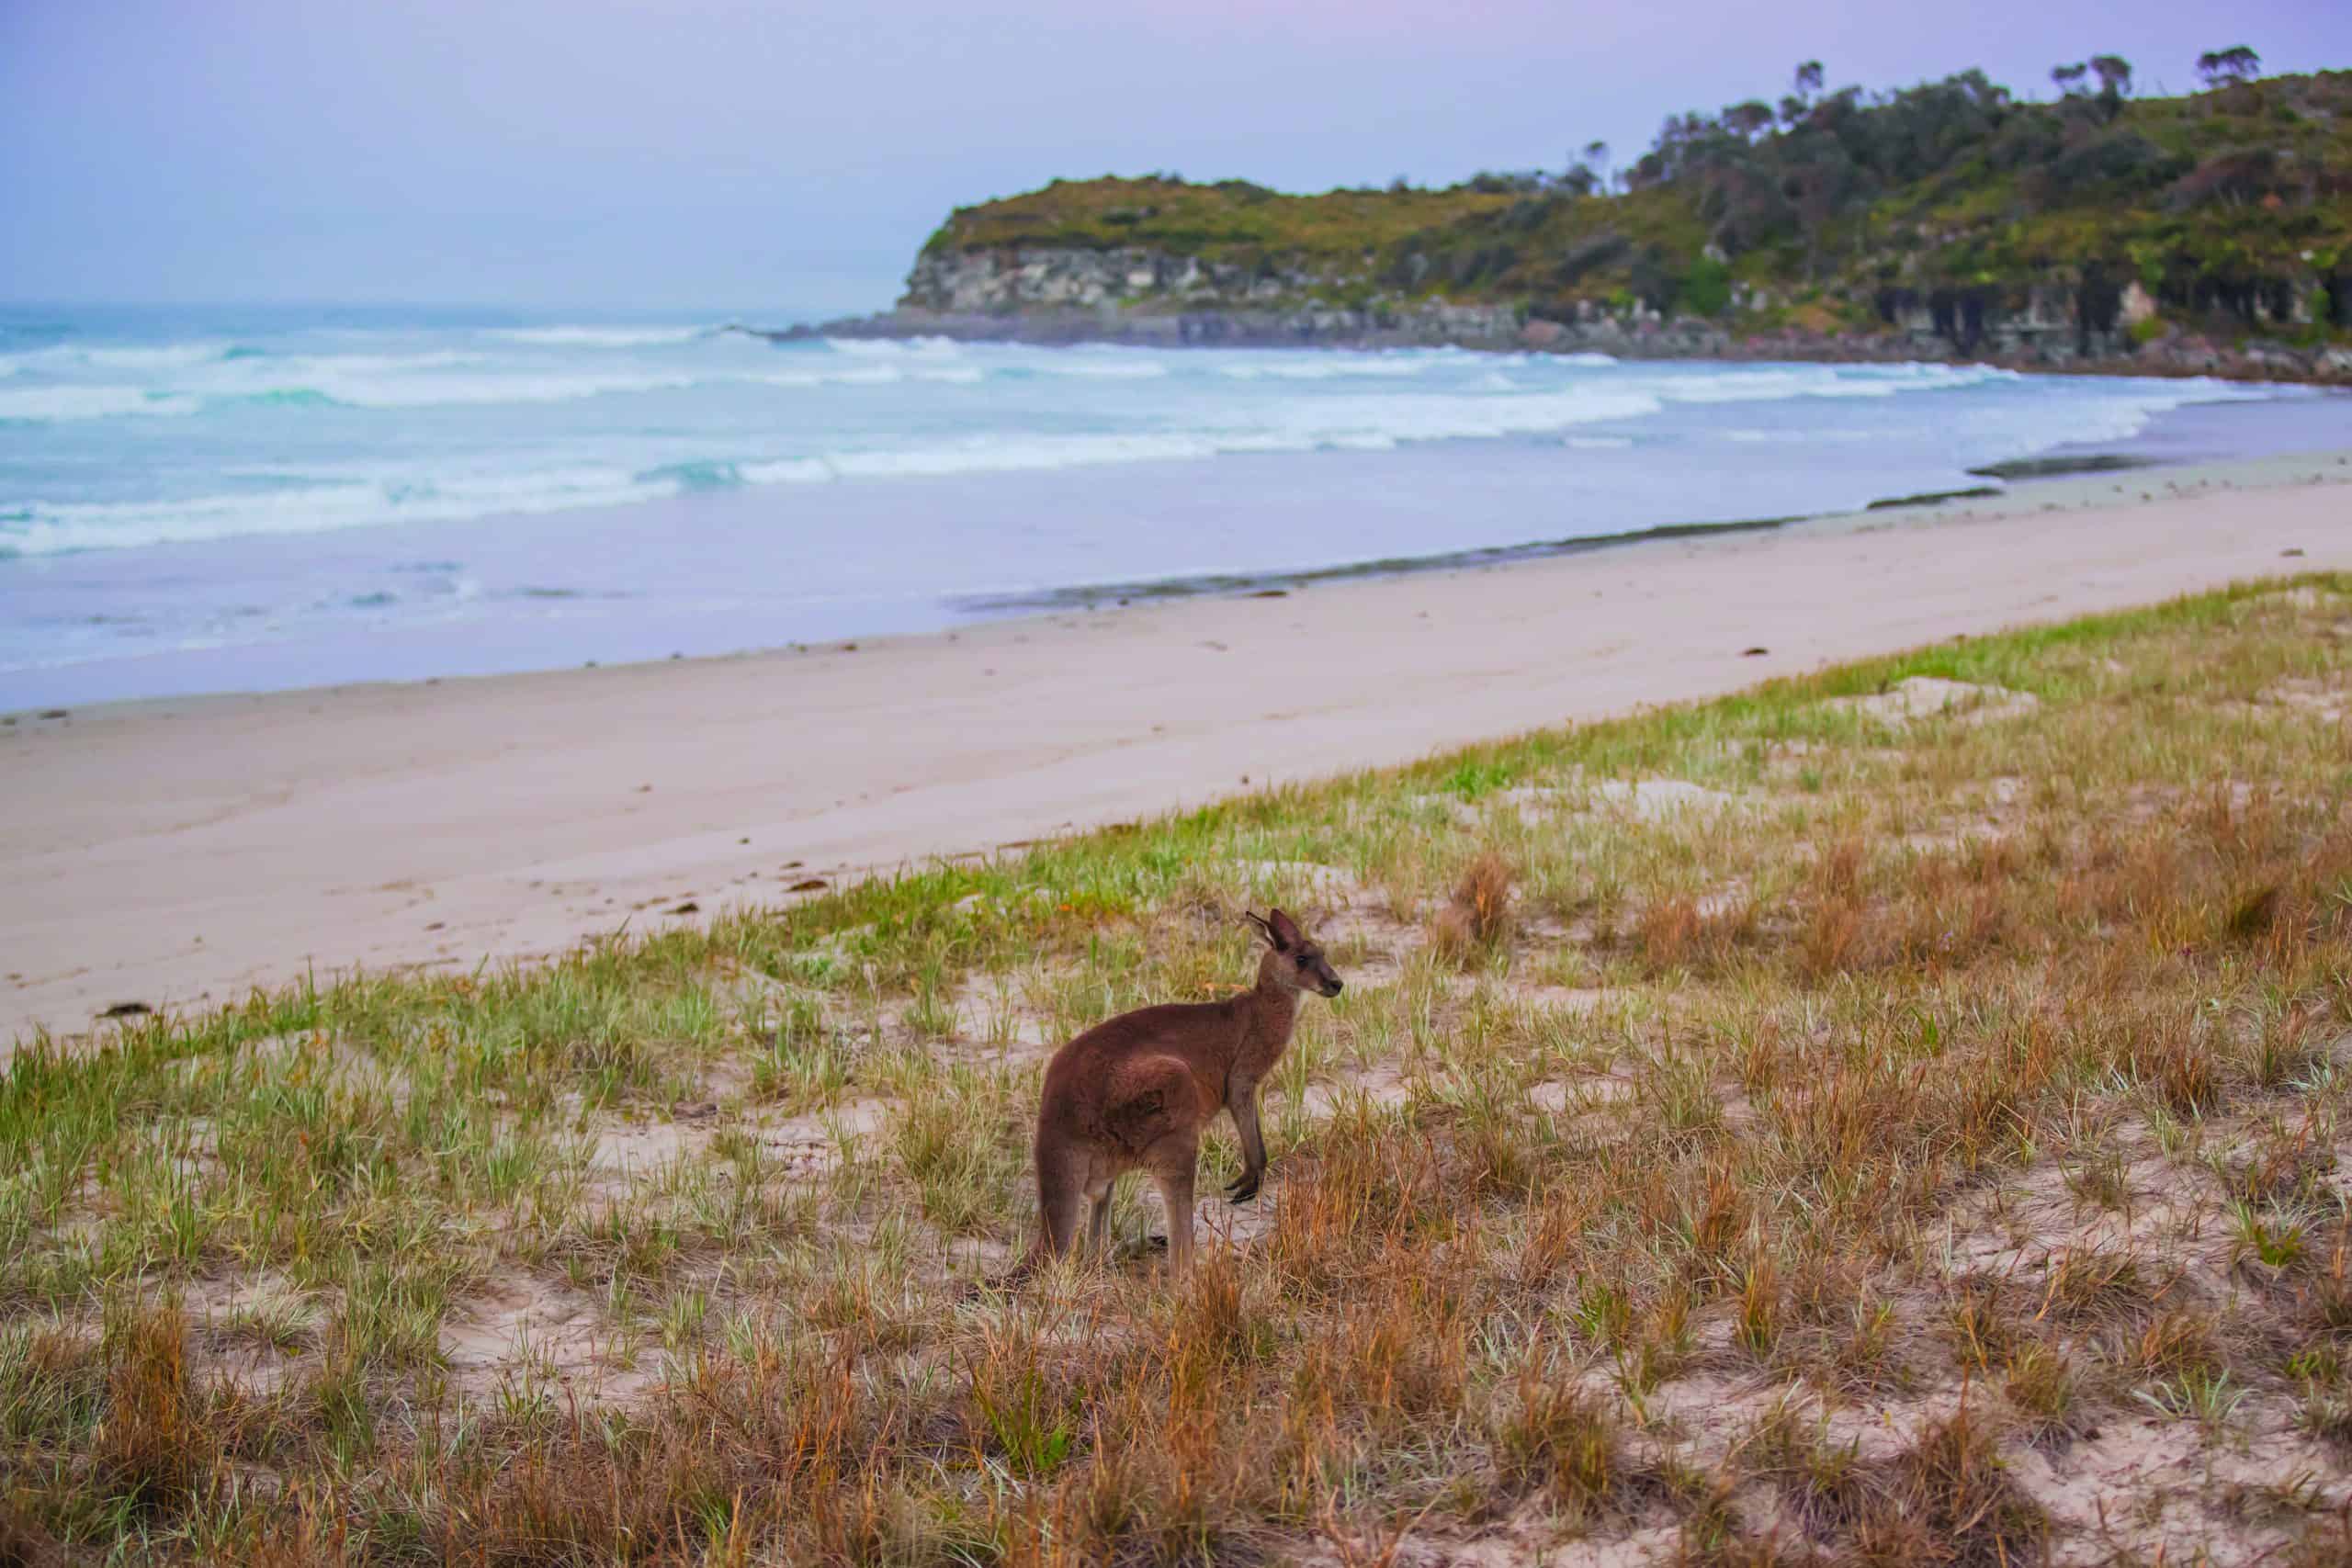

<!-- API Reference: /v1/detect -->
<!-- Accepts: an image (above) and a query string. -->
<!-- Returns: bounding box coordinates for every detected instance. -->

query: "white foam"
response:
[0,386,201,422]
[0,342,235,374]
[1645,362,2009,406]
[736,457,837,485]
[236,367,702,409]
[748,365,905,389]
[1029,359,1170,379]
[244,350,484,376]
[486,324,713,347]
[1217,356,1435,380]
[821,334,965,357]
[226,359,979,407]
[787,434,1238,481]
[1257,388,1665,445]
[3,466,666,554]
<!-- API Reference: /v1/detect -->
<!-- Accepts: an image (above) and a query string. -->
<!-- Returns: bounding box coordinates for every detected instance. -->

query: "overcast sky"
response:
[2,0,2340,316]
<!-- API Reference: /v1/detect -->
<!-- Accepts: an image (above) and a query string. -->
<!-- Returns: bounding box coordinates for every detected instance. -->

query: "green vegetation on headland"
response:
[10,578,2352,1560]
[887,54,2352,377]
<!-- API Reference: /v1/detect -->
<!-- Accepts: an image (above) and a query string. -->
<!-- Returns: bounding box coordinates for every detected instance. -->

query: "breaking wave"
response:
[0,316,2281,558]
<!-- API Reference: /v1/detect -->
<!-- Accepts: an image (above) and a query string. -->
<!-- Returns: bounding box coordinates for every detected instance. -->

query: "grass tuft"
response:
[1431,850,1515,962]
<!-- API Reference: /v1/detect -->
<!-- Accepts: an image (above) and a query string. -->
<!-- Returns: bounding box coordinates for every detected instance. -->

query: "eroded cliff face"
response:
[902,246,1295,312]
[867,245,2352,382]
[888,245,1526,347]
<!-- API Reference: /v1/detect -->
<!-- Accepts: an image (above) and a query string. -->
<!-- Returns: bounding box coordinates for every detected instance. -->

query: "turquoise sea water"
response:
[0,303,2321,705]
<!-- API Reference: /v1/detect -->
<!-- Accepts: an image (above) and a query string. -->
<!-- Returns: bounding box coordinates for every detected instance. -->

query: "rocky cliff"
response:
[838,245,2349,381]
[819,67,2352,384]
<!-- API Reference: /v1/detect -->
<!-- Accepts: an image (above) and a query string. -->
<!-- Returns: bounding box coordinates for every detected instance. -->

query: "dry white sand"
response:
[5,450,2347,1046]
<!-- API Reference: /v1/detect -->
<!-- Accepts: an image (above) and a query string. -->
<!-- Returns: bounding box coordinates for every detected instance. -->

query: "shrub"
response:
[1679,255,1736,316]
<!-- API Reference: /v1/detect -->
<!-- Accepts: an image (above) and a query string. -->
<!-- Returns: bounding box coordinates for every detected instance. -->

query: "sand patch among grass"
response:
[1824,674,2041,727]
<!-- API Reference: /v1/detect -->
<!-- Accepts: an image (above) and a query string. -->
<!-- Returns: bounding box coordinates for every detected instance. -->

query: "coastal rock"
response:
[827,267,2351,382]
[838,229,2352,386]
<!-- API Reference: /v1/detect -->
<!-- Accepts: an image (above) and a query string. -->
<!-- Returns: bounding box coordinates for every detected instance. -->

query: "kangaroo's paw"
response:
[1226,1173,1261,1205]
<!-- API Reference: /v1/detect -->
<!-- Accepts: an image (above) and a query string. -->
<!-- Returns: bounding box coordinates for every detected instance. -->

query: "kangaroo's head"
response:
[1246,908,1344,998]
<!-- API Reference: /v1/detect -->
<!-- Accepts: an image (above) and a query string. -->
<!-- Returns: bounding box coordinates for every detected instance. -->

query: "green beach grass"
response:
[7,576,2352,1562]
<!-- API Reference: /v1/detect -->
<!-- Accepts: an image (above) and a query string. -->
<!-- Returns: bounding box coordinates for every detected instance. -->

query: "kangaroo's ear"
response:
[1267,908,1305,951]
[1243,910,1281,949]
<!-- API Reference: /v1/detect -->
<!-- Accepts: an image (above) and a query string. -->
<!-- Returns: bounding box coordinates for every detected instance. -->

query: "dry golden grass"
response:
[1430,851,1515,962]
[6,576,2352,1562]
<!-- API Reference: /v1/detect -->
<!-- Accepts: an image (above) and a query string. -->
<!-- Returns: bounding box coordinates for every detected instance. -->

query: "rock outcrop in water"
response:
[808,66,2352,384]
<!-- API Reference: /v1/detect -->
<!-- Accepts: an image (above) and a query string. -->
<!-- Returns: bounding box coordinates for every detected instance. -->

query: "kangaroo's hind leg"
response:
[1087,1184,1114,1258]
[1151,1151,1198,1276]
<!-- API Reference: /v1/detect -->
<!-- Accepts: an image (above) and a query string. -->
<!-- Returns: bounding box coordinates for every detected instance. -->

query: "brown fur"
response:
[1027,908,1343,1275]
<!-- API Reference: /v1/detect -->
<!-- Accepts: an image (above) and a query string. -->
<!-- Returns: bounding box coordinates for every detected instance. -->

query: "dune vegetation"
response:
[8,577,2352,1562]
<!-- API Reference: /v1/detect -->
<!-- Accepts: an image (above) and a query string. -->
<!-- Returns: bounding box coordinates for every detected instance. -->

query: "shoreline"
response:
[6,444,2349,1048]
[7,389,2345,712]
[951,437,2328,617]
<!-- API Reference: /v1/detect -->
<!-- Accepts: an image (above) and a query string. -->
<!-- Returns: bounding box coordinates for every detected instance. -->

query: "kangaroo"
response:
[1028,908,1343,1275]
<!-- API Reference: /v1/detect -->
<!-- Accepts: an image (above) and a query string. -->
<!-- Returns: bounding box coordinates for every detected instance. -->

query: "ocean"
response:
[0,303,2326,707]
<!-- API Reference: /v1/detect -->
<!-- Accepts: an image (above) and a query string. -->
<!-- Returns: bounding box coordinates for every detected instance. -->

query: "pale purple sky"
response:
[2,0,2340,315]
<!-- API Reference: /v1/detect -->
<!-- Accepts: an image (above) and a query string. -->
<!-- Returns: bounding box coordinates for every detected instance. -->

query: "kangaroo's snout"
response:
[1320,977,1343,998]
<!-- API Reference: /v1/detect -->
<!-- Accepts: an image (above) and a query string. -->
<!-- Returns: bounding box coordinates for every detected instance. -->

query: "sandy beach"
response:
[5,447,2346,1047]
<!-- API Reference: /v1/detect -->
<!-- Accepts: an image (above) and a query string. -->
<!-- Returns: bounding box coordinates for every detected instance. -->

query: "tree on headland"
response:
[2196,46,2262,87]
[2055,55,2131,119]
[1781,62,1825,127]
[1559,140,1611,197]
